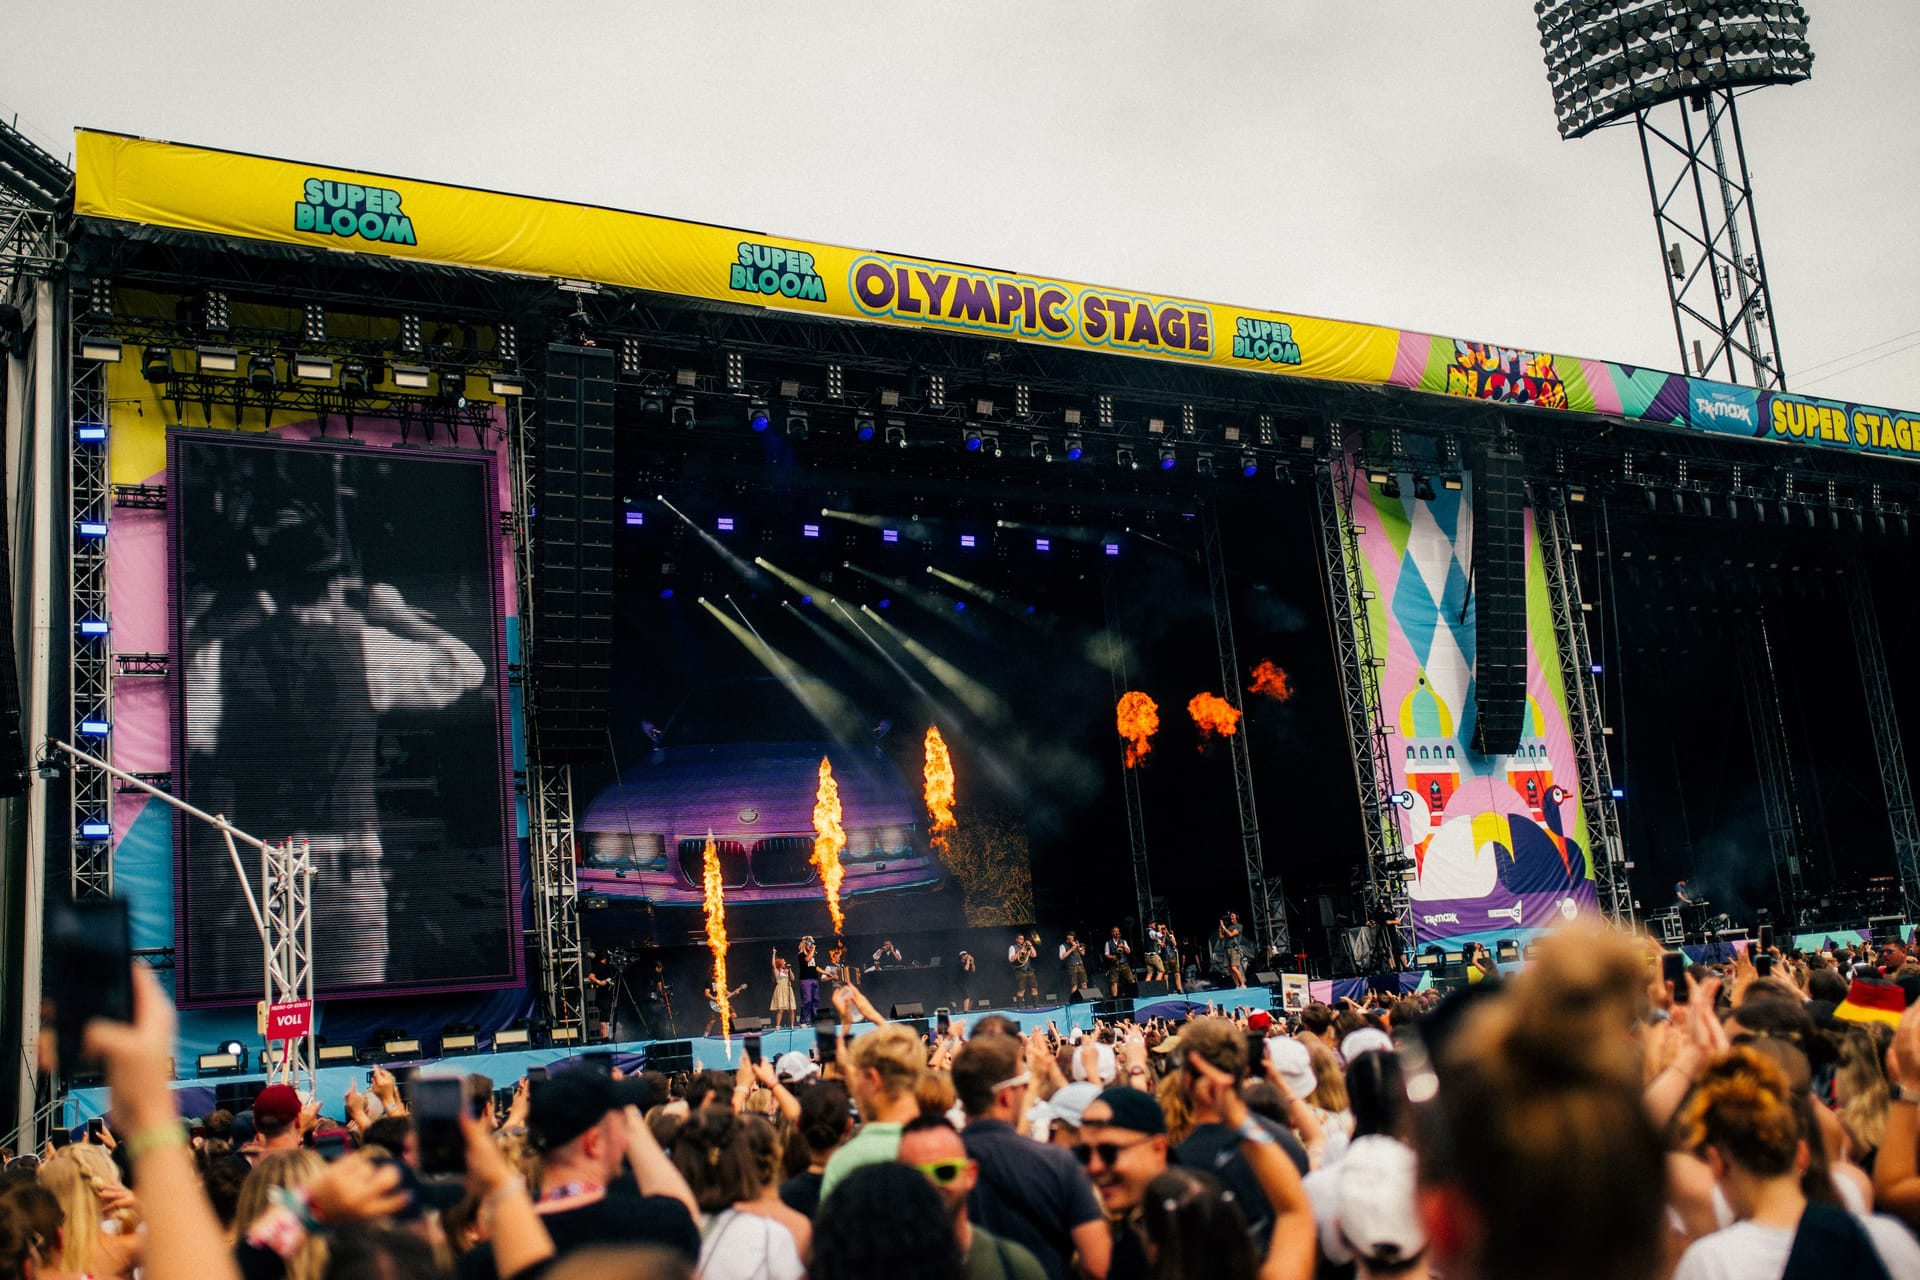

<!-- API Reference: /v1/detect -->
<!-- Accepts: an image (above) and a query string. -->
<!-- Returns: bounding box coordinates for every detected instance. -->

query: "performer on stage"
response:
[704,978,748,1036]
[1058,931,1090,994]
[1144,920,1179,992]
[1104,926,1136,993]
[1009,932,1040,1006]
[1676,879,1697,908]
[872,939,904,969]
[770,950,797,1029]
[585,950,616,1041]
[1218,912,1248,989]
[796,937,821,1023]
[956,948,978,1011]
[648,959,676,1038]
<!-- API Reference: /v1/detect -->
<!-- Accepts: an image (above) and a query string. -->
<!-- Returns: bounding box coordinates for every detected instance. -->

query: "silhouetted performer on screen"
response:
[187,482,482,990]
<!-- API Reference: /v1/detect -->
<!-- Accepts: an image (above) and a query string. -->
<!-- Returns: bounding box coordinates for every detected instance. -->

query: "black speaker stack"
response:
[1469,447,1530,757]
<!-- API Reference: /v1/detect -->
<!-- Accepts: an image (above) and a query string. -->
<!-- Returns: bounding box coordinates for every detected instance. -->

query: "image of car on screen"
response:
[575,678,945,932]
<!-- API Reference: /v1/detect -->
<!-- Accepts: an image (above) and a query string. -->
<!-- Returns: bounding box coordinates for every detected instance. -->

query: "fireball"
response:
[812,757,847,934]
[1116,691,1160,768]
[924,726,956,852]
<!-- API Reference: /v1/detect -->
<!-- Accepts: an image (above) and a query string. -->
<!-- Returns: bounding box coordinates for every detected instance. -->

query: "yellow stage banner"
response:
[75,131,1399,387]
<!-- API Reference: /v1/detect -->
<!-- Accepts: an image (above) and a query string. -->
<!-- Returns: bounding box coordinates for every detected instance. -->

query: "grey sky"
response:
[3,1,1913,408]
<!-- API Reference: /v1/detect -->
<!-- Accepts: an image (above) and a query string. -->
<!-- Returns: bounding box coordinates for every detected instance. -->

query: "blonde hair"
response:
[38,1145,126,1274]
[1305,1039,1347,1112]
[1835,1026,1892,1158]
[845,1024,926,1099]
[1154,1070,1194,1147]
[233,1150,328,1280]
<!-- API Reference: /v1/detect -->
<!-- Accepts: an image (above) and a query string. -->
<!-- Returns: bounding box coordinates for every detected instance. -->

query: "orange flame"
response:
[812,756,847,935]
[1249,660,1294,704]
[924,726,956,852]
[1116,691,1161,768]
[1187,691,1242,742]
[701,832,733,1045]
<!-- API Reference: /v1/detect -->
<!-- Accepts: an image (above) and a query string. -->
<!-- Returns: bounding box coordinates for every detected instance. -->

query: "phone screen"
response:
[744,1034,762,1066]
[814,1014,838,1062]
[936,1010,951,1038]
[1662,951,1688,1000]
[47,897,132,1072]
[412,1077,466,1176]
[1758,924,1774,953]
[527,1065,547,1084]
[1754,953,1774,978]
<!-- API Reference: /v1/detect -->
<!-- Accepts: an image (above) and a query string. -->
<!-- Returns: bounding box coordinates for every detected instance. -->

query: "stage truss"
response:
[1316,436,1411,971]
[1848,571,1920,925]
[67,300,112,901]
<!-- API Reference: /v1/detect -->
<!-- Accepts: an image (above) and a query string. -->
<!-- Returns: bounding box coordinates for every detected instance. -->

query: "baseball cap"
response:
[253,1084,302,1129]
[1045,1082,1102,1130]
[1088,1086,1167,1136]
[1071,1041,1118,1085]
[1246,1010,1273,1033]
[528,1068,653,1151]
[774,1051,819,1085]
[1337,1137,1427,1265]
[1265,1036,1317,1100]
[230,1110,257,1146]
[1340,1027,1395,1064]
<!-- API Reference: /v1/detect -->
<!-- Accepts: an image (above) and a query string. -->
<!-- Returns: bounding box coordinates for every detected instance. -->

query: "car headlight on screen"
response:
[845,827,877,860]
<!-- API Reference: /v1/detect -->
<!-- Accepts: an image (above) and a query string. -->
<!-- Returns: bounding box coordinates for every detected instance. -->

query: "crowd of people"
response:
[12,927,1920,1278]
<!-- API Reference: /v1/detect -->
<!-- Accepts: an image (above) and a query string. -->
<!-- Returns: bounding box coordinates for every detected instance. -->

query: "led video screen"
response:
[170,434,517,1003]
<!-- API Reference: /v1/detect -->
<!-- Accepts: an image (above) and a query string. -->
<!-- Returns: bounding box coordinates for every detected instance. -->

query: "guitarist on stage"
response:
[704,978,748,1036]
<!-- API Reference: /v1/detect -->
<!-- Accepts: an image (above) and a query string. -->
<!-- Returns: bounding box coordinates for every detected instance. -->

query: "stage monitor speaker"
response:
[212,1081,258,1113]
[1071,985,1105,1003]
[1315,895,1337,928]
[1470,446,1529,757]
[1092,998,1133,1020]
[733,1016,769,1033]
[888,1002,925,1019]
[647,1039,694,1074]
[1252,971,1282,987]
[535,344,616,763]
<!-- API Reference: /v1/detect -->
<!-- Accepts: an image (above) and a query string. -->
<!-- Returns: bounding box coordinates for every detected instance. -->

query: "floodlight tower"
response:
[1536,1,1813,390]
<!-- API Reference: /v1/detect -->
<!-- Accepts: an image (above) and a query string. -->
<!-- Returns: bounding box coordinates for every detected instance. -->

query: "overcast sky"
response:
[4,1,1914,409]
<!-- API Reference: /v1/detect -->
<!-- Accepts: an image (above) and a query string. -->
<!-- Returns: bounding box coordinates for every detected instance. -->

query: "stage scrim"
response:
[170,434,517,1003]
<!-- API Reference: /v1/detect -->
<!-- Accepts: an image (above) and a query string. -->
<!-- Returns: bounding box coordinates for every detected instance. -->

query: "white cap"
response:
[1070,1041,1118,1085]
[1045,1082,1102,1130]
[1340,1026,1394,1064]
[773,1051,819,1084]
[1265,1036,1317,1100]
[1336,1137,1427,1265]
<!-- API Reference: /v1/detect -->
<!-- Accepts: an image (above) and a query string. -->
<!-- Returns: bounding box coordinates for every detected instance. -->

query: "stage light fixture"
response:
[1030,437,1053,462]
[246,353,279,392]
[882,528,900,543]
[80,820,111,839]
[301,303,327,346]
[803,523,821,538]
[287,353,333,382]
[1496,940,1520,963]
[674,368,698,390]
[624,511,644,527]
[1443,475,1464,491]
[619,338,642,377]
[79,336,122,363]
[1065,434,1084,462]
[489,374,527,397]
[1366,467,1391,486]
[77,521,108,539]
[439,370,468,406]
[746,398,771,432]
[439,1024,480,1054]
[197,346,238,374]
[316,1042,358,1064]
[716,517,735,532]
[76,423,107,443]
[671,398,696,429]
[964,430,982,453]
[399,313,423,353]
[1194,453,1216,477]
[78,619,109,636]
[199,291,231,334]
[1116,447,1138,471]
[959,534,977,549]
[786,407,810,440]
[78,718,110,736]
[1381,479,1402,499]
[140,346,172,383]
[1035,538,1051,553]
[340,361,373,396]
[1157,447,1177,471]
[492,1026,532,1049]
[380,1037,422,1060]
[1413,476,1438,501]
[195,1050,246,1077]
[88,276,113,317]
[391,363,431,390]
[852,413,876,441]
[885,424,907,448]
[1104,543,1120,557]
[1239,453,1259,478]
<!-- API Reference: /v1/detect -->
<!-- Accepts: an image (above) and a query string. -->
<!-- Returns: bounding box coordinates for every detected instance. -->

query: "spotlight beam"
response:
[858,606,1009,725]
[695,597,860,746]
[782,600,876,674]
[842,562,977,628]
[659,494,767,586]
[925,566,1048,630]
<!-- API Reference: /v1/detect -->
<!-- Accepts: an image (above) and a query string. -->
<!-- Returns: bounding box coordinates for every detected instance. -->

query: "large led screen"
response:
[170,434,517,1003]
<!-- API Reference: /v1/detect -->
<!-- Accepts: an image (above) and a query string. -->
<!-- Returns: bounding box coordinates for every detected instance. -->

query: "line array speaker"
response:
[1470,448,1529,757]
[535,345,616,763]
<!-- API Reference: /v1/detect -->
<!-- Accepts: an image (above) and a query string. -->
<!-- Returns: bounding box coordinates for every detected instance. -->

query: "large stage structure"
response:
[3,123,1919,1139]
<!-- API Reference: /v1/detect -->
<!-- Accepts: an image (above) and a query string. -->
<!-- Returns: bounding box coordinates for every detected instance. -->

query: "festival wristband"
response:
[125,1123,187,1161]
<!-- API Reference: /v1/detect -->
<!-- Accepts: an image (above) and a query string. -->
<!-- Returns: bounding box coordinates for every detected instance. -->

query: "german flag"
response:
[1834,978,1907,1029]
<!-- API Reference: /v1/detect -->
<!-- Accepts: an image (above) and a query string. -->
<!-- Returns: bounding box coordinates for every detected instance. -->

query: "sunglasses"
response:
[910,1159,969,1186]
[1071,1138,1151,1167]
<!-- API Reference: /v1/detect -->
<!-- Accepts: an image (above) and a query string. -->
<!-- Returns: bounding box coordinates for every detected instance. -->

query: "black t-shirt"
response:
[794,953,819,982]
[1172,1118,1309,1250]
[962,1119,1104,1280]
[456,1173,699,1280]
[779,1169,825,1219]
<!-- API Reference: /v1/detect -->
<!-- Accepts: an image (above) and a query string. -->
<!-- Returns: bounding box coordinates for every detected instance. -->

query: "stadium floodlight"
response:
[1536,1,1813,140]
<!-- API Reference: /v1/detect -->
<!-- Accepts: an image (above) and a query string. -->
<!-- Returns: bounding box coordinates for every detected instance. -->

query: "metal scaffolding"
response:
[1100,575,1154,934]
[1536,489,1633,927]
[1847,570,1920,924]
[67,310,113,901]
[1315,439,1410,971]
[1738,611,1806,920]
[260,837,317,1092]
[507,394,585,1040]
[1636,89,1787,389]
[1200,502,1283,962]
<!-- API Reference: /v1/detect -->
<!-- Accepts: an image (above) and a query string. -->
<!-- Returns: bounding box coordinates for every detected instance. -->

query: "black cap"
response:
[1090,1086,1166,1136]
[528,1067,655,1151]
